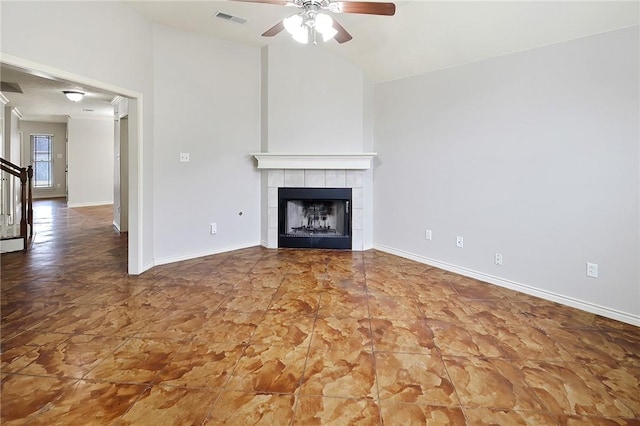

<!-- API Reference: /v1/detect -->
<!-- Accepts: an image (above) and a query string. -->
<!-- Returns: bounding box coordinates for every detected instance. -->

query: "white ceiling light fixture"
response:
[63,90,84,102]
[283,4,340,45]
[314,13,337,42]
[283,14,309,44]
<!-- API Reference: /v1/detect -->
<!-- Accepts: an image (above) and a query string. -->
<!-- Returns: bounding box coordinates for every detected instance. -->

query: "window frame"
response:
[31,134,54,189]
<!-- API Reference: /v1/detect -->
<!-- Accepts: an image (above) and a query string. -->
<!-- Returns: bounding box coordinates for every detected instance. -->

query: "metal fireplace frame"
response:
[278,187,352,249]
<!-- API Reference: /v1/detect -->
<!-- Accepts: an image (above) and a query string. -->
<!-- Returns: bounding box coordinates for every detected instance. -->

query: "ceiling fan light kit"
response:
[314,13,338,41]
[232,0,395,44]
[284,11,336,44]
[283,14,308,43]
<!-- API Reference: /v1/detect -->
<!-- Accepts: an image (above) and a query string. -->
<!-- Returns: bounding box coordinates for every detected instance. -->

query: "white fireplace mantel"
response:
[251,152,377,170]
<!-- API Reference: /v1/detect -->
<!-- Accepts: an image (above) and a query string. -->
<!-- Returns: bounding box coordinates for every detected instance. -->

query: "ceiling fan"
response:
[230,0,396,45]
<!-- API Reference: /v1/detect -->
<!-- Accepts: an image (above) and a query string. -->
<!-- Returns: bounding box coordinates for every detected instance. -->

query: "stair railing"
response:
[0,158,33,249]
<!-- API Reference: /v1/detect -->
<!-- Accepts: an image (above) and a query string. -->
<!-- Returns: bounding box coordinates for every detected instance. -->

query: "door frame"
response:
[0,53,146,274]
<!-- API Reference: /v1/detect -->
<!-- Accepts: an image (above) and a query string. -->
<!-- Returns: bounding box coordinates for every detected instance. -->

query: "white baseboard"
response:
[153,241,262,268]
[374,244,640,327]
[140,260,156,275]
[33,195,66,200]
[67,201,113,208]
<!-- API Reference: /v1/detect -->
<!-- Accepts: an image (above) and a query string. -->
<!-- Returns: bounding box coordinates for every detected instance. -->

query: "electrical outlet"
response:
[179,153,190,163]
[210,223,217,235]
[586,262,598,278]
[456,236,464,248]
[425,229,432,240]
[495,253,503,266]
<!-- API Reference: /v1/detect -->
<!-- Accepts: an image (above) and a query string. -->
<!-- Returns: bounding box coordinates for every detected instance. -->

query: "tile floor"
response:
[1,199,639,425]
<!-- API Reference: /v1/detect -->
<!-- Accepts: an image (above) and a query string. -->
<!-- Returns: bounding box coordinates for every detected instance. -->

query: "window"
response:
[32,134,54,188]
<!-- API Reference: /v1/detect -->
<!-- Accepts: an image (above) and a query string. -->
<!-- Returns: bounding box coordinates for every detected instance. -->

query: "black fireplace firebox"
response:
[278,187,352,249]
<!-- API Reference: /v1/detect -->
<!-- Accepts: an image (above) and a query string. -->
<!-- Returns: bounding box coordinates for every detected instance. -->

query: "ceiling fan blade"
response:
[262,21,285,37]
[332,1,395,16]
[332,19,353,44]
[229,0,289,5]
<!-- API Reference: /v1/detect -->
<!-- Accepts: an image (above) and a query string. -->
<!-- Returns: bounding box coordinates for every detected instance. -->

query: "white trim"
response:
[67,201,113,208]
[0,92,9,105]
[251,152,377,170]
[30,133,55,189]
[133,97,144,275]
[373,243,640,327]
[111,95,124,106]
[154,242,262,267]
[32,194,65,200]
[12,107,22,118]
[67,115,112,121]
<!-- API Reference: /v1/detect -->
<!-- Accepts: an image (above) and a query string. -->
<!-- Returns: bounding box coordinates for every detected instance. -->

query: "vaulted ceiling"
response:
[129,1,639,83]
[2,1,638,122]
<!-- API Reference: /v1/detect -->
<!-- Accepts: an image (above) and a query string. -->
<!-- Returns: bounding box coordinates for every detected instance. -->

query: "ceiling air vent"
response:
[215,11,247,24]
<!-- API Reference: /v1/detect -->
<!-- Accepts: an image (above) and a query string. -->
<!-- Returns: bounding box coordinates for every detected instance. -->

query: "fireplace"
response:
[279,187,352,249]
[252,153,377,250]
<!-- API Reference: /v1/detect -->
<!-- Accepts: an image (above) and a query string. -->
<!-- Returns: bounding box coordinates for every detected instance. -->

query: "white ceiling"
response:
[0,64,117,123]
[1,1,637,123]
[129,0,639,83]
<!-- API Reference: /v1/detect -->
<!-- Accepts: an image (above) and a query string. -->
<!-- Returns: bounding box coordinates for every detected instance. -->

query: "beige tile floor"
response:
[1,199,639,425]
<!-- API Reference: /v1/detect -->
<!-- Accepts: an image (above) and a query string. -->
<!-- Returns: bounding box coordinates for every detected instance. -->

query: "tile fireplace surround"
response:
[252,153,376,251]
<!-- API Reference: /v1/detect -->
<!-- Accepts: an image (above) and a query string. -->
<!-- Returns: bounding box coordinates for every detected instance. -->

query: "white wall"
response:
[261,44,375,248]
[67,118,114,207]
[3,107,20,166]
[265,44,365,153]
[19,121,67,199]
[363,77,375,249]
[1,1,154,272]
[113,98,130,232]
[374,27,640,324]
[0,105,3,159]
[3,107,22,223]
[152,24,261,263]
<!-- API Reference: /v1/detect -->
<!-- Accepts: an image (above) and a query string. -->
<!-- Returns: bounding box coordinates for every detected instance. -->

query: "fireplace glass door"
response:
[278,188,352,249]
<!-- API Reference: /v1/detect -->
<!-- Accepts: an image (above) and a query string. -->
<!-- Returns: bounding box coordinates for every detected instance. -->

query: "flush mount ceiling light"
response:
[231,0,395,44]
[63,90,84,102]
